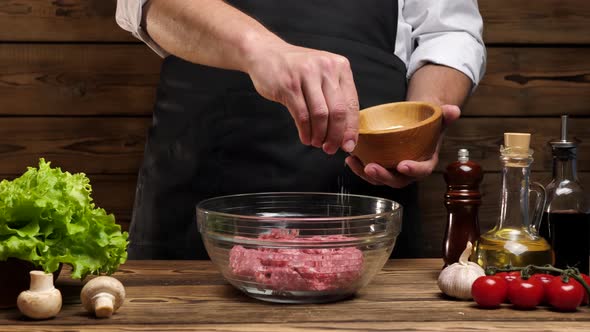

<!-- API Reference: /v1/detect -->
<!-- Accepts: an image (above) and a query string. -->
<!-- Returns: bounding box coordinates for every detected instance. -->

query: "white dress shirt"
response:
[116,0,486,85]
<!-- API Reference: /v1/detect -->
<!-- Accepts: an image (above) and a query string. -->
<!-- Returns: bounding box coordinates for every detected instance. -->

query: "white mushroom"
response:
[80,276,125,318]
[17,271,62,319]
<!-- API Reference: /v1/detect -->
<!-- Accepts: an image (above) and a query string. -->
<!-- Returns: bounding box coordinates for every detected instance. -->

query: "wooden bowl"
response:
[0,258,62,309]
[351,101,443,169]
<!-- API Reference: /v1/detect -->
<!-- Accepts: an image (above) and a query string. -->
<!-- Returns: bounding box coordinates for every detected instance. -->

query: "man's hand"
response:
[143,1,360,155]
[344,104,461,188]
[245,42,359,155]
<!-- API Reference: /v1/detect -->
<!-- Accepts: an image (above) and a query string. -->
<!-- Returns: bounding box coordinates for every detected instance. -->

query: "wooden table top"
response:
[1,259,589,331]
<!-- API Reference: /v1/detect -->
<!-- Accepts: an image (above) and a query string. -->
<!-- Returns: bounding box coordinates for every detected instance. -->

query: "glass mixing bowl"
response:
[197,192,402,303]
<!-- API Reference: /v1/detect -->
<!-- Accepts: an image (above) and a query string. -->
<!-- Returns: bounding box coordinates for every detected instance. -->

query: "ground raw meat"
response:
[229,229,363,291]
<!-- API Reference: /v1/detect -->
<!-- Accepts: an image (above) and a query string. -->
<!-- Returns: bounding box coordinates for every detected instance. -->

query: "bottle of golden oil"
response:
[472,133,554,268]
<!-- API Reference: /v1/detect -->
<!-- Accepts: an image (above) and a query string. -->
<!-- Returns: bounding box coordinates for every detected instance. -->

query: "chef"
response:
[115,0,486,259]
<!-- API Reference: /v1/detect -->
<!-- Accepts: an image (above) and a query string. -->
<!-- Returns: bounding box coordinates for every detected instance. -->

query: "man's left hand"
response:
[345,104,461,188]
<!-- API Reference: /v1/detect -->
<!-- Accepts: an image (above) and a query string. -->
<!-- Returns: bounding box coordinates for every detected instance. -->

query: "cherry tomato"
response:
[472,276,508,308]
[529,273,554,286]
[547,277,585,311]
[529,273,554,304]
[495,271,522,303]
[580,273,590,305]
[507,276,544,309]
[496,271,521,283]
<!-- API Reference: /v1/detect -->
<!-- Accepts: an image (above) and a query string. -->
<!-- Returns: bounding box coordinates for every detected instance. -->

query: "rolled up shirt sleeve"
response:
[116,0,169,57]
[402,0,486,87]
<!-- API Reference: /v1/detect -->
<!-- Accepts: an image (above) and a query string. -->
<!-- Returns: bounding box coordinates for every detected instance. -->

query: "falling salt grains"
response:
[336,171,353,234]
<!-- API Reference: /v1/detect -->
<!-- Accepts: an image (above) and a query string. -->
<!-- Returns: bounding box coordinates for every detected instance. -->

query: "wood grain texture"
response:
[2,0,590,45]
[4,322,590,332]
[0,44,161,116]
[1,45,589,117]
[0,117,586,175]
[465,48,590,117]
[1,260,589,331]
[89,174,136,229]
[355,102,442,167]
[0,0,134,42]
[0,117,149,175]
[481,0,590,44]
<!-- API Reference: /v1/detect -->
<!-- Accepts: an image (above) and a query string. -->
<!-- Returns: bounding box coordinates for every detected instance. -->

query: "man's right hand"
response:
[142,0,359,154]
[244,41,360,155]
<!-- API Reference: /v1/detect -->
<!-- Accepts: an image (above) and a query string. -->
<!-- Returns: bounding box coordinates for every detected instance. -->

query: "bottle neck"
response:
[552,148,578,182]
[499,156,532,229]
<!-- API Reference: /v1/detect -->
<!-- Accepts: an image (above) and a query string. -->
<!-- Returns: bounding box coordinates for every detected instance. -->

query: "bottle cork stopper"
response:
[504,133,531,150]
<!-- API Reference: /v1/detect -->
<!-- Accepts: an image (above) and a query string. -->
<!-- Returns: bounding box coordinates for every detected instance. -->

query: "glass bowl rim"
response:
[196,191,402,223]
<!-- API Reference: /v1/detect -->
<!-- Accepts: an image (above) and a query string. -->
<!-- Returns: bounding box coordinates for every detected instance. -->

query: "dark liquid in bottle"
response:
[442,158,482,267]
[540,211,590,274]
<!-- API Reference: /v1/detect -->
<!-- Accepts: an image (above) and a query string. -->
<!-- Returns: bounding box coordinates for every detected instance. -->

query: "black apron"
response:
[129,0,421,259]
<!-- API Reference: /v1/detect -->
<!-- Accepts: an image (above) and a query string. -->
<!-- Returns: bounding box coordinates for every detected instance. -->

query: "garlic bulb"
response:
[437,241,485,300]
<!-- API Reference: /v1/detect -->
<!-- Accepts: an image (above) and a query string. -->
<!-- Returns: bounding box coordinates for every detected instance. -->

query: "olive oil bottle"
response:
[474,229,553,268]
[472,133,554,268]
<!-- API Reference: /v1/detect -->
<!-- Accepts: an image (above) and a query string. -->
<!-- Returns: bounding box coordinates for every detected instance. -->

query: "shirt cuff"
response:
[407,31,486,89]
[115,0,169,58]
[136,26,169,58]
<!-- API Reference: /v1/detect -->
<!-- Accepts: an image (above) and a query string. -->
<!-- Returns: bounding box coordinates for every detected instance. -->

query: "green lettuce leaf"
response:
[0,159,128,279]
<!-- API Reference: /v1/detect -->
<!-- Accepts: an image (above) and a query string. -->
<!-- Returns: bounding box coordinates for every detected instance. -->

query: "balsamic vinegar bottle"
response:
[540,115,590,274]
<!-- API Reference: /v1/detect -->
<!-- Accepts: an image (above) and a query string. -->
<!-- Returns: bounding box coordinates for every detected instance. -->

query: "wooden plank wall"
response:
[0,1,588,257]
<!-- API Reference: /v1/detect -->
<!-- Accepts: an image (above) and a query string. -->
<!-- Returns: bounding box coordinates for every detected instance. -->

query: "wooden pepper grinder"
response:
[442,149,483,266]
